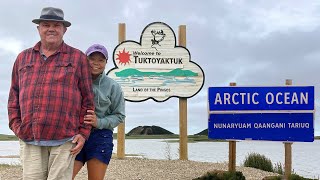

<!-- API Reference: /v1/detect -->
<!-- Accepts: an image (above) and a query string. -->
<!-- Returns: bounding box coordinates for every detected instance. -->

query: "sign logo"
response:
[116,48,131,66]
[151,30,166,51]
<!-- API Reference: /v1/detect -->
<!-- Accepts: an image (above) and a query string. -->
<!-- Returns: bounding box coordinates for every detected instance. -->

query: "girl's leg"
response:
[72,160,84,179]
[87,158,108,180]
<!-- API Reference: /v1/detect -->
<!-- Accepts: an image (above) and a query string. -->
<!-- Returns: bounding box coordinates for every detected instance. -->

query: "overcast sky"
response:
[0,0,319,136]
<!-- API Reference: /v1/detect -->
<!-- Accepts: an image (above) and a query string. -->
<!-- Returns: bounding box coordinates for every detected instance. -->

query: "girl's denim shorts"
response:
[75,129,113,165]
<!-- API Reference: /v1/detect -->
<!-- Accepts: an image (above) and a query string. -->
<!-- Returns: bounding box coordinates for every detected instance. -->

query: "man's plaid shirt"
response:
[8,42,94,141]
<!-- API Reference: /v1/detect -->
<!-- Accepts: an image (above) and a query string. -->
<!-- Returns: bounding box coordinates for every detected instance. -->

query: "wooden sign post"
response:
[284,79,293,179]
[229,82,236,172]
[117,23,126,159]
[179,25,188,160]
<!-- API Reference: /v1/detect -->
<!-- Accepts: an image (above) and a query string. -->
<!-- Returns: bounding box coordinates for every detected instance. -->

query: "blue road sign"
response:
[208,86,314,142]
[208,113,314,142]
[208,86,314,111]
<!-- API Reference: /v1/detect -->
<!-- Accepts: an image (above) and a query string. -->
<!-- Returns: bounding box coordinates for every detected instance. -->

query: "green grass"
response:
[0,164,20,168]
[0,134,18,141]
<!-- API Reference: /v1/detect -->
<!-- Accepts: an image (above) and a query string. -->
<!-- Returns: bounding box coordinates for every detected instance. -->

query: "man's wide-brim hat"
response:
[32,7,71,27]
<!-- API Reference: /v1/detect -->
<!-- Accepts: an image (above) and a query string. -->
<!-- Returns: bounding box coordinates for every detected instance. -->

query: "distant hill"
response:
[194,129,208,136]
[127,126,174,135]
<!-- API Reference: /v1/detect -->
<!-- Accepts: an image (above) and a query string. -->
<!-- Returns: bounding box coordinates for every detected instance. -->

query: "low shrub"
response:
[243,153,316,180]
[263,174,317,180]
[193,170,246,180]
[273,162,284,175]
[289,174,317,180]
[262,176,282,180]
[243,153,273,172]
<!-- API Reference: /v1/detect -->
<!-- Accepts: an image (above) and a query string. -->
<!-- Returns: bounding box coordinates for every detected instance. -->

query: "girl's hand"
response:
[84,110,98,128]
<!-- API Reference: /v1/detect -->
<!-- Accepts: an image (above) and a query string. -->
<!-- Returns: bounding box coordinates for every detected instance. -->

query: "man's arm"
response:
[8,57,21,136]
[77,53,94,139]
[70,53,94,155]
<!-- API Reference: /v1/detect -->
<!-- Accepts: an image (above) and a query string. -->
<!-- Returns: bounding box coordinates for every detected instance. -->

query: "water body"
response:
[0,140,319,179]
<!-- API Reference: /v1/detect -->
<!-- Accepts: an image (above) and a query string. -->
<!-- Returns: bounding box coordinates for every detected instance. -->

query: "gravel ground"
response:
[0,157,279,180]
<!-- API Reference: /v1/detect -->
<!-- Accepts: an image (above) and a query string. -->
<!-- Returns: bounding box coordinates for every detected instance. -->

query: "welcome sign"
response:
[107,22,205,102]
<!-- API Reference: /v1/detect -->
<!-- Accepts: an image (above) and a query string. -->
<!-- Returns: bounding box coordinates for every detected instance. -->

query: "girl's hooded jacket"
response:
[93,72,125,131]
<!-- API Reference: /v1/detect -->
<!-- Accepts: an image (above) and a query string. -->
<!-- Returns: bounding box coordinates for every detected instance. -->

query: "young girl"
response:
[73,44,125,180]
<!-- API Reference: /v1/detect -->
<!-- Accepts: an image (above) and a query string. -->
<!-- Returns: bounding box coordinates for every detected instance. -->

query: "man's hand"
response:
[70,134,85,156]
[84,110,98,128]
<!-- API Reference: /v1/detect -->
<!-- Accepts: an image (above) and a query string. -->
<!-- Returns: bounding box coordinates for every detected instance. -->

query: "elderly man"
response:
[8,7,94,180]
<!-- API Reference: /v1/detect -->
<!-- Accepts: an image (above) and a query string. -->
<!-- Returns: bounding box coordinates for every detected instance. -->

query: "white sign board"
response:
[108,22,205,102]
